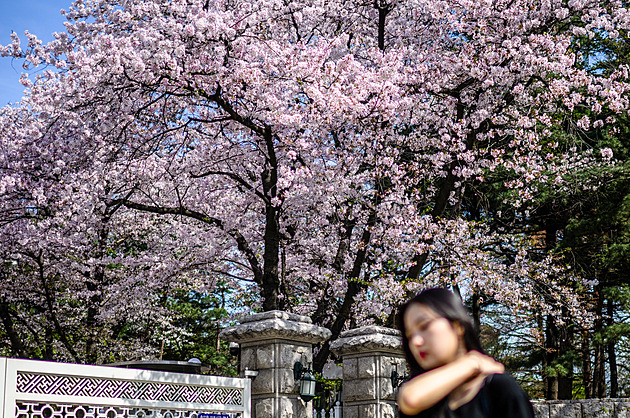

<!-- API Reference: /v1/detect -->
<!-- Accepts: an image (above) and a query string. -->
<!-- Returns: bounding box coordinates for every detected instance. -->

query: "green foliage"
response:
[160,284,238,376]
[313,374,342,412]
[546,351,580,378]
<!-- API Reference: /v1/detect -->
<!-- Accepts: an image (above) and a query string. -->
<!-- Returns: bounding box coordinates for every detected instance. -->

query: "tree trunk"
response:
[544,313,573,399]
[545,314,559,400]
[471,291,481,336]
[0,300,29,357]
[607,296,618,397]
[582,329,593,398]
[592,285,606,398]
[312,205,380,372]
[557,308,573,400]
[538,313,548,397]
[376,2,391,52]
[44,321,54,360]
[85,278,101,364]
[543,225,574,399]
[593,343,606,397]
[261,160,281,311]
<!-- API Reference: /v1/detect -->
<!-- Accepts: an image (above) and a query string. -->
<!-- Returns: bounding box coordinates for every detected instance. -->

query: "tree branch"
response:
[120,200,264,285]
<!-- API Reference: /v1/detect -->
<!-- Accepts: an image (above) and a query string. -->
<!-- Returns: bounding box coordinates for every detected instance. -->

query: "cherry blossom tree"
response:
[0,106,241,363]
[1,0,629,371]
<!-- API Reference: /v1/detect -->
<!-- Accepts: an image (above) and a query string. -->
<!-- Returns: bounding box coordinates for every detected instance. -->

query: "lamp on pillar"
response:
[294,361,317,402]
[391,369,408,389]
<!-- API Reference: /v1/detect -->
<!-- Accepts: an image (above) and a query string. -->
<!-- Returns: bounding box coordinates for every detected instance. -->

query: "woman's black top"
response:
[399,373,535,418]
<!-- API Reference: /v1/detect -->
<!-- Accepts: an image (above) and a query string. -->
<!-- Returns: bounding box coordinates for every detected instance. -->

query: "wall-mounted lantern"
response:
[229,342,240,357]
[294,361,317,402]
[391,369,408,389]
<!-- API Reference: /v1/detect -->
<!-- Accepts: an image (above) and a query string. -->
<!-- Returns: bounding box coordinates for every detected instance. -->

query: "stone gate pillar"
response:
[219,311,331,418]
[330,326,406,418]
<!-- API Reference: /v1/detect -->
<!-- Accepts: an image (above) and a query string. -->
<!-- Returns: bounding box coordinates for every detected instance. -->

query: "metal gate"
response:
[313,380,342,418]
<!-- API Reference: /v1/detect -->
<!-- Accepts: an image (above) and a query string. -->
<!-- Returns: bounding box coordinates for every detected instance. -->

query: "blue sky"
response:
[0,0,70,106]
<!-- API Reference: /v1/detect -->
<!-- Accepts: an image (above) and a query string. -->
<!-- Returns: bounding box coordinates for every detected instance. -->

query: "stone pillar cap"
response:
[219,310,331,344]
[239,310,312,324]
[330,325,403,357]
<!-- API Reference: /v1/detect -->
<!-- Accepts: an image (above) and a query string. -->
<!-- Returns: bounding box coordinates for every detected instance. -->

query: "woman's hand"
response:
[445,351,505,410]
[465,350,504,377]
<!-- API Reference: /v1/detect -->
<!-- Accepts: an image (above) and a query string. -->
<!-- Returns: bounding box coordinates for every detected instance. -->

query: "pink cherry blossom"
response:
[0,0,626,366]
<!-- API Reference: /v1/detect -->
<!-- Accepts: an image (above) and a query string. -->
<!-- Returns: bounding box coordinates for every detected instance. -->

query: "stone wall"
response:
[532,399,630,418]
[330,325,405,418]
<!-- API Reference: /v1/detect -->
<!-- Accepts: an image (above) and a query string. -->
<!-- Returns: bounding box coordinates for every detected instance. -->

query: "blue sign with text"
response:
[198,414,230,418]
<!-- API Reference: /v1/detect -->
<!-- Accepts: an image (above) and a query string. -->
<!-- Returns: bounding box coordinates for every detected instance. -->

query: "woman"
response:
[396,288,535,417]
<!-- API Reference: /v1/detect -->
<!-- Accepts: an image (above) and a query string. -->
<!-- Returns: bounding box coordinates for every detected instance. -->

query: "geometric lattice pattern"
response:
[16,402,239,418]
[16,373,243,405]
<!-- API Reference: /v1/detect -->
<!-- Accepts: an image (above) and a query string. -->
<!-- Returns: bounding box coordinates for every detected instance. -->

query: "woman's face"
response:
[403,303,466,370]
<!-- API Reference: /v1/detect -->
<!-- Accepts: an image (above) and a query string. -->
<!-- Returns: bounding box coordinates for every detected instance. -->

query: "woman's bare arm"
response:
[397,351,504,415]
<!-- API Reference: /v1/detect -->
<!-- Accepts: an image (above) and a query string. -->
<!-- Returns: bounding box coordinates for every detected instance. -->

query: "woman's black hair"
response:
[396,288,484,378]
